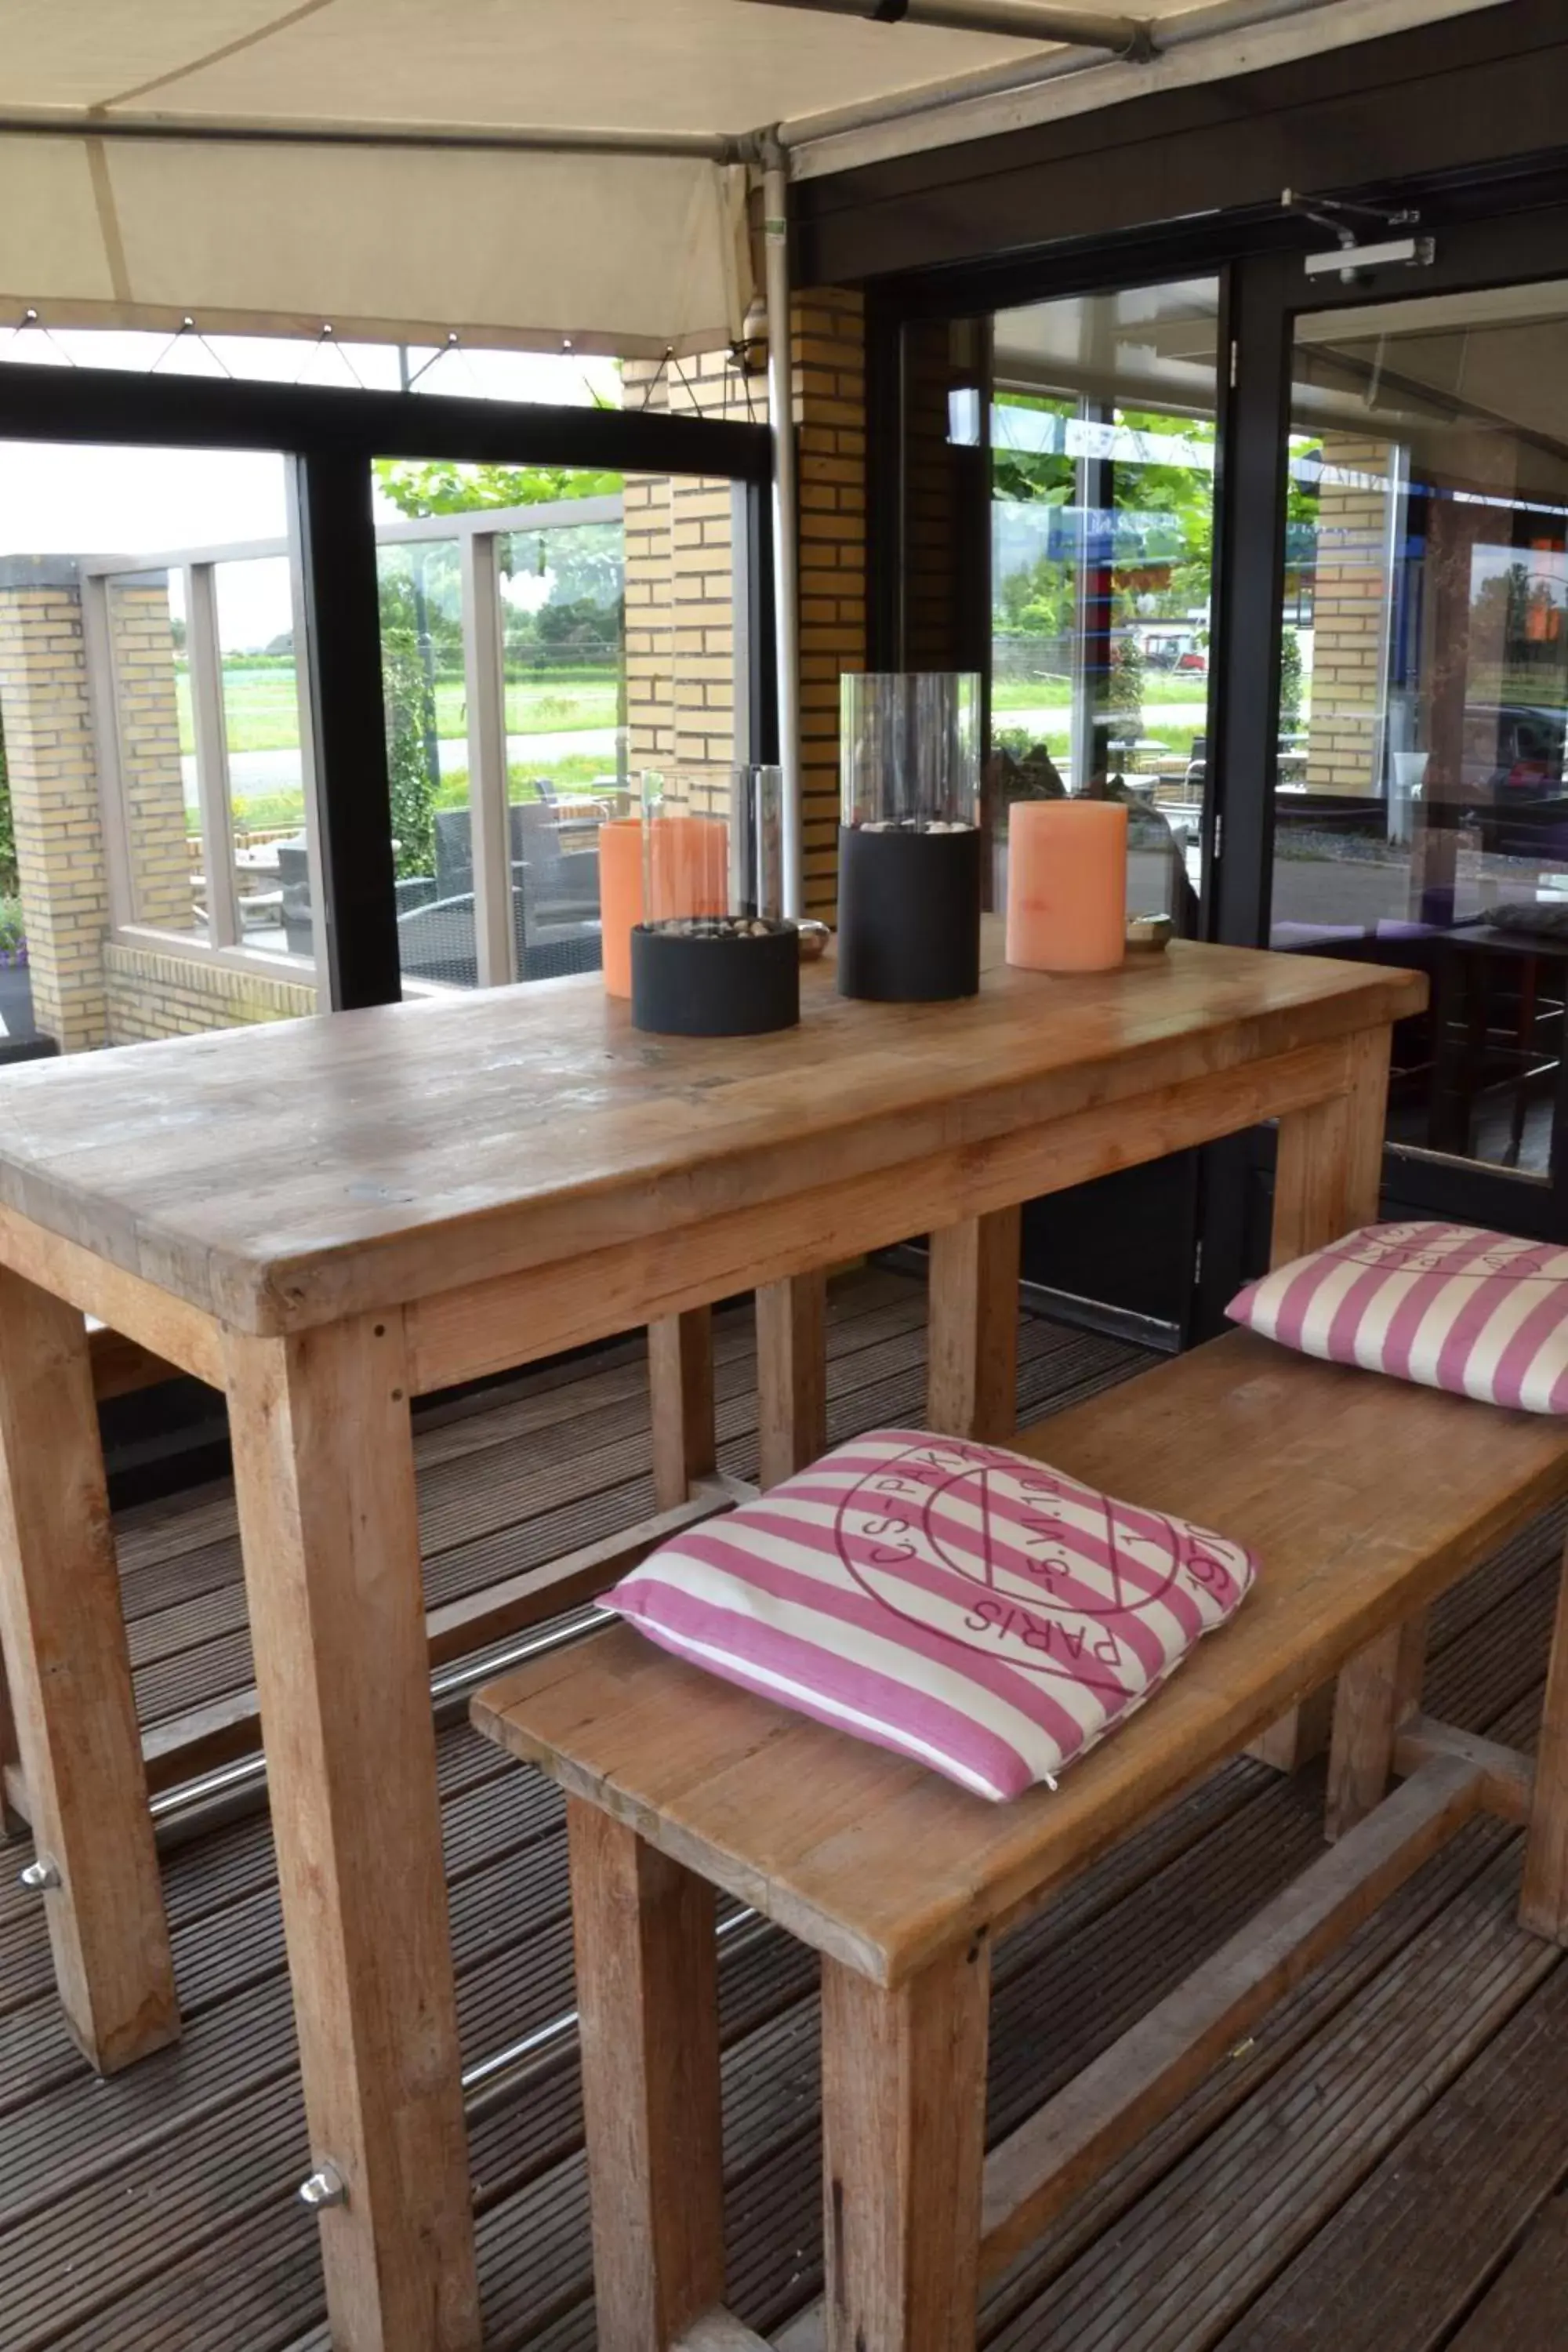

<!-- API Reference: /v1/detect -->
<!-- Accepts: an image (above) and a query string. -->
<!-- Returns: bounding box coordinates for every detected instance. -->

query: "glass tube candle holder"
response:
[630,765,800,1036]
[838,672,982,1001]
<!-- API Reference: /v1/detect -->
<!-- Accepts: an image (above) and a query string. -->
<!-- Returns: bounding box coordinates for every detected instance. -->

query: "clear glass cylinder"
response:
[840,673,981,833]
[639,765,787,932]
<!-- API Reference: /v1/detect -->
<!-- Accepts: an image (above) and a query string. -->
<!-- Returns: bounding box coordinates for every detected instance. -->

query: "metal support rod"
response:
[0,108,736,162]
[735,0,1152,55]
[763,141,804,922]
[777,0,1385,163]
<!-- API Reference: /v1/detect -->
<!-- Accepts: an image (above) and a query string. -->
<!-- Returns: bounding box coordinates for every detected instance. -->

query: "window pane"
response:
[372,458,745,995]
[0,441,317,1054]
[215,556,314,964]
[1272,283,1568,1181]
[499,509,627,981]
[988,279,1219,932]
[376,528,475,991]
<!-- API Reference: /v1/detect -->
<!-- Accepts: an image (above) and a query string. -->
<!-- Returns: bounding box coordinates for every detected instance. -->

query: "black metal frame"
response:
[0,358,772,1007]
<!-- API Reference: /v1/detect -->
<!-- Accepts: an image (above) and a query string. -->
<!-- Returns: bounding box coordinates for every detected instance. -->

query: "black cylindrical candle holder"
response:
[837,672,982,1004]
[630,920,800,1036]
[836,825,982,1002]
[630,765,800,1036]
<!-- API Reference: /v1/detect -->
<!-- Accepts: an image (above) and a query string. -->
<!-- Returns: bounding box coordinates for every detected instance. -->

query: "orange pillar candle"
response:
[643,814,729,926]
[597,818,642,998]
[1005,800,1128,972]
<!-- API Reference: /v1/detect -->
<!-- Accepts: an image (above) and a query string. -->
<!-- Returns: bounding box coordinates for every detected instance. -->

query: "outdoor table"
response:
[0,921,1421,2351]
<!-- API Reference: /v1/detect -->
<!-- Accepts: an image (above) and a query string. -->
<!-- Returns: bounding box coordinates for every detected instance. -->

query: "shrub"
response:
[0,716,16,897]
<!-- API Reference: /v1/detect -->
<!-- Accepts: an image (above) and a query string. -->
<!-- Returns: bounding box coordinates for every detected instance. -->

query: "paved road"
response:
[185,727,622,804]
[996,700,1207,737]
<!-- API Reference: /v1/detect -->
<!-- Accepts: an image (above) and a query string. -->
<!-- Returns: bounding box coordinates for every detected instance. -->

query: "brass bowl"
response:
[1125,913,1174,953]
[797,920,832,963]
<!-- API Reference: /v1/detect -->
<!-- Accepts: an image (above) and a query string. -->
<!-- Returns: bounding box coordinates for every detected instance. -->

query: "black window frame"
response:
[0,360,774,1008]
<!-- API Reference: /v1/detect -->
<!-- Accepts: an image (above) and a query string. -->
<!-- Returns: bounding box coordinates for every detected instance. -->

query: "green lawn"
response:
[992,673,1209,711]
[178,660,622,756]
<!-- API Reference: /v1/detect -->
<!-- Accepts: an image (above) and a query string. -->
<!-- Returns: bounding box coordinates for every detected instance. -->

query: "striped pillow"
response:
[607,1428,1256,1803]
[1228,1221,1568,1413]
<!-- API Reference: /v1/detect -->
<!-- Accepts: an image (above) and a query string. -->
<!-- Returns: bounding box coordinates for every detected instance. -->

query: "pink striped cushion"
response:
[606,1428,1256,1803]
[1227,1221,1568,1413]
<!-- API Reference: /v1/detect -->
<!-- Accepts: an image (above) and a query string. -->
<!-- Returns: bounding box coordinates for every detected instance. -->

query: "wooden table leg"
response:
[0,1267,177,2070]
[649,1307,717,1511]
[225,1314,479,2352]
[757,1271,826,1490]
[821,1936,991,2352]
[927,1207,1021,1444]
[1522,1525,1568,1945]
[1252,1026,1392,1774]
[567,1800,725,2352]
[1327,1612,1428,1841]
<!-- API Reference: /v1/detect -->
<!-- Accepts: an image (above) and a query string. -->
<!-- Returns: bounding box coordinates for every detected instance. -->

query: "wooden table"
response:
[0,924,1421,2350]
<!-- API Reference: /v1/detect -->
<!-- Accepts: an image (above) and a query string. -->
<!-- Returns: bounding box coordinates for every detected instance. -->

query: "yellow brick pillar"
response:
[0,560,110,1051]
[104,579,194,932]
[622,290,866,919]
[1306,435,1397,798]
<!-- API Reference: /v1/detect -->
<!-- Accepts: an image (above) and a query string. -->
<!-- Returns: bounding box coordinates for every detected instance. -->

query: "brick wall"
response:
[103,940,316,1044]
[105,579,196,931]
[622,289,867,917]
[1306,435,1396,797]
[0,566,110,1051]
[796,289,867,919]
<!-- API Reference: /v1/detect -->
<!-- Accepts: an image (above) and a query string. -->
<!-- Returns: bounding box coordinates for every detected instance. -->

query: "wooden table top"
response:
[0,927,1422,1334]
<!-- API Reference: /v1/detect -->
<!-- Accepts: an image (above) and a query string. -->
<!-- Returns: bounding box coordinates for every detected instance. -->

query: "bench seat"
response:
[475,1327,1568,1989]
[475,1327,1568,2352]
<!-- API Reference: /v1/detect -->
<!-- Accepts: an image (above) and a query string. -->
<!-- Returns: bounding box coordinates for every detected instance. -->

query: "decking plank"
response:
[1212,1959,1568,2352]
[1446,2184,1568,2352]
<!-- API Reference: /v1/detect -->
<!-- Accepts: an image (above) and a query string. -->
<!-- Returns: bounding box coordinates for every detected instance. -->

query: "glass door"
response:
[951,278,1222,1341]
[1270,278,1568,1228]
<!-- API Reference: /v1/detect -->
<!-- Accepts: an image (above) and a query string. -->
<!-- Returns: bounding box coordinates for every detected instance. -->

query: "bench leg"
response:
[1252,1031,1392,1773]
[1326,1612,1428,1841]
[649,1308,717,1510]
[757,1272,827,1490]
[1522,1526,1568,1944]
[0,1269,178,2071]
[927,1208,1021,1445]
[568,1801,726,2352]
[821,1936,991,2352]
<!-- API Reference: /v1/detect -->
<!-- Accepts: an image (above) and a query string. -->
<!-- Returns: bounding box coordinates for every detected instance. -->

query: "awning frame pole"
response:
[735,0,1152,56]
[763,138,804,921]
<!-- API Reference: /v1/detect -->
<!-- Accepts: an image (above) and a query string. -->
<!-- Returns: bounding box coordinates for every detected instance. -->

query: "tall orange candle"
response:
[597,818,641,998]
[600,815,730,996]
[1005,800,1128,972]
[643,814,729,926]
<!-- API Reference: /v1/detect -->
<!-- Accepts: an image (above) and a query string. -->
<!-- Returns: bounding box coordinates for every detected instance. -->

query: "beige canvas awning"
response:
[0,0,1514,355]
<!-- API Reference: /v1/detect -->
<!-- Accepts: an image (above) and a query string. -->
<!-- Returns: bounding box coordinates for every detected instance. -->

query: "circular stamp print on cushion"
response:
[1331,1223,1565,1281]
[831,1438,1236,1697]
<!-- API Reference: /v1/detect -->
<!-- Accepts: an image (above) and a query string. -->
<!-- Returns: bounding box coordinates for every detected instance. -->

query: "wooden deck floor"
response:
[3,1266,1568,2350]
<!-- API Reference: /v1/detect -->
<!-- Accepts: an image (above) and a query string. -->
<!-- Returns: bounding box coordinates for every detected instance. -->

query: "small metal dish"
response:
[1125,913,1174,953]
[797,920,833,963]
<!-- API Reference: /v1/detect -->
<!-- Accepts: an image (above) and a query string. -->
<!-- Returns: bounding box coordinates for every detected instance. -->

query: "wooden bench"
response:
[475,1328,1568,2352]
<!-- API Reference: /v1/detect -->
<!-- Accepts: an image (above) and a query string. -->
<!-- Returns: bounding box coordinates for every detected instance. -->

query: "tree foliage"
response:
[381,623,438,883]
[374,460,622,518]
